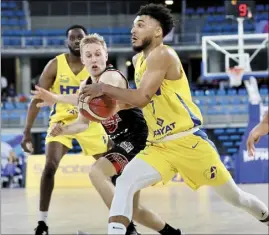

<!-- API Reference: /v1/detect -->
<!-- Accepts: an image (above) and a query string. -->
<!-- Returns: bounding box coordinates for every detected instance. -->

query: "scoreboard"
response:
[225,0,255,19]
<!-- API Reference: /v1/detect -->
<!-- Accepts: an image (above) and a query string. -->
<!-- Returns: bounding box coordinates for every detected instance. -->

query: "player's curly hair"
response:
[137,3,174,37]
[66,25,87,37]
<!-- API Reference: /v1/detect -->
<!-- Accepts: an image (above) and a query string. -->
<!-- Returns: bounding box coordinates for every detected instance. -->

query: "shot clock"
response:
[225,0,255,19]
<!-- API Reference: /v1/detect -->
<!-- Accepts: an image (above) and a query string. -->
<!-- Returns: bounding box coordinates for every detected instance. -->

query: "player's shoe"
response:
[34,221,49,235]
[126,221,141,235]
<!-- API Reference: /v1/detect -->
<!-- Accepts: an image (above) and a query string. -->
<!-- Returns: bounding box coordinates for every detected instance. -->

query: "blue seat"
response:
[215,15,225,23]
[207,99,217,105]
[202,24,213,33]
[207,7,215,14]
[218,99,229,105]
[238,89,247,95]
[3,38,11,46]
[256,5,265,12]
[4,102,15,110]
[196,7,205,14]
[230,135,240,140]
[218,135,229,141]
[205,89,215,96]
[1,2,8,9]
[8,1,17,9]
[230,99,241,105]
[235,141,241,146]
[216,6,225,13]
[227,148,237,153]
[194,90,204,96]
[185,8,195,15]
[216,89,226,95]
[227,89,237,95]
[15,10,25,17]
[214,129,225,135]
[260,88,268,95]
[15,102,27,109]
[223,142,233,147]
[226,128,236,134]
[1,111,9,120]
[238,128,245,134]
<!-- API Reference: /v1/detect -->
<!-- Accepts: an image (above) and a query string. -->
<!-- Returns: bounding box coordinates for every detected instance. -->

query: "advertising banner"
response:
[236,104,269,184]
[26,154,184,188]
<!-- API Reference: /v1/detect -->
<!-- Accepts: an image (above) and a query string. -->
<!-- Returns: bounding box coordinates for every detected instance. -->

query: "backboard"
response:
[201,19,268,80]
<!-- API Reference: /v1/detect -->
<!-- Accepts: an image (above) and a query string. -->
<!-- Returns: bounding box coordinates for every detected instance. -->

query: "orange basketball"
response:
[78,95,117,122]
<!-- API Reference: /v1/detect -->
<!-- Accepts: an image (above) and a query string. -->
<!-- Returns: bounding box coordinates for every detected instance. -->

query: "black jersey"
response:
[86,65,148,144]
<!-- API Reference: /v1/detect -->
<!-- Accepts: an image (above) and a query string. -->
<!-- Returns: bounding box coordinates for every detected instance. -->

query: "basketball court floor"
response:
[2,184,268,234]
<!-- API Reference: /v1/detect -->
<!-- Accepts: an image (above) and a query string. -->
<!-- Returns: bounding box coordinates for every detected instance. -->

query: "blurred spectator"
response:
[7,83,17,102]
[1,75,8,91]
[1,76,8,101]
[1,141,23,188]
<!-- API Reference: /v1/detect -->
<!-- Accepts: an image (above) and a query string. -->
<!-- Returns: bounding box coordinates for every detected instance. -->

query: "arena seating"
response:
[1,3,268,47]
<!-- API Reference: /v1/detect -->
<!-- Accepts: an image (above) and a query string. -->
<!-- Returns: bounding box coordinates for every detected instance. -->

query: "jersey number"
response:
[150,100,155,114]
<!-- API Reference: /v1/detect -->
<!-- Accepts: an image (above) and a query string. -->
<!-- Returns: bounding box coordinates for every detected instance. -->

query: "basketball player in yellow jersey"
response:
[21,25,108,235]
[79,4,269,234]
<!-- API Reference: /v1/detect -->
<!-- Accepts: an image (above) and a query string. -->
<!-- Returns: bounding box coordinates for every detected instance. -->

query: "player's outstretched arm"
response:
[49,113,89,136]
[247,111,269,156]
[79,46,172,108]
[21,58,57,153]
[32,85,78,106]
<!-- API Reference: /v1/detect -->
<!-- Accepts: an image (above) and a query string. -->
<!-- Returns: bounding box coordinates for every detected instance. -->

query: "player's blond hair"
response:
[80,33,107,52]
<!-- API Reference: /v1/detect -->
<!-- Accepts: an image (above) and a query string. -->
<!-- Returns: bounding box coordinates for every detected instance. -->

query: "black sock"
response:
[260,214,269,224]
[158,223,181,235]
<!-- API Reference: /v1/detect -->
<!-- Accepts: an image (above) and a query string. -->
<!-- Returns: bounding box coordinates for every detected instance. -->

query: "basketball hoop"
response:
[227,66,244,87]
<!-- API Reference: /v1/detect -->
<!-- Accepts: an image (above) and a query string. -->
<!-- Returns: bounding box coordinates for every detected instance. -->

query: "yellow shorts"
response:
[137,130,231,190]
[46,120,108,156]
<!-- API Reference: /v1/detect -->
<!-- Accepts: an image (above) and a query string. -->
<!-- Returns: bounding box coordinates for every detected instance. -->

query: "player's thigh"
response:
[136,144,176,184]
[174,136,232,189]
[90,156,117,177]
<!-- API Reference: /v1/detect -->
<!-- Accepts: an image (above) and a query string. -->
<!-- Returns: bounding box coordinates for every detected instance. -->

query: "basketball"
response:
[78,95,117,122]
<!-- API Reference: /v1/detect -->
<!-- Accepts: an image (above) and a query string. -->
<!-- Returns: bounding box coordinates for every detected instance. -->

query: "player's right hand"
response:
[31,85,57,107]
[21,131,34,153]
[49,123,64,137]
[246,131,260,157]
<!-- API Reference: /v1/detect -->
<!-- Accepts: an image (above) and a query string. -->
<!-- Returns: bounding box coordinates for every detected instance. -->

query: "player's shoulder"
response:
[146,45,175,67]
[102,69,125,81]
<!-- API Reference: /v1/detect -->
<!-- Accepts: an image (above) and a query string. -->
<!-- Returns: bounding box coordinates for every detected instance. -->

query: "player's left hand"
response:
[79,83,104,100]
[246,132,260,157]
[49,122,64,137]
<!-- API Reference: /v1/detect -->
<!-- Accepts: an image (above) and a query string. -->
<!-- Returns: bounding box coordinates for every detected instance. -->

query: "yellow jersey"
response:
[49,53,89,123]
[134,49,203,142]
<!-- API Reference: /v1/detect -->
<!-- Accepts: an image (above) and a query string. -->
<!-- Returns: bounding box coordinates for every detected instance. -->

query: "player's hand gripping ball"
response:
[78,95,117,122]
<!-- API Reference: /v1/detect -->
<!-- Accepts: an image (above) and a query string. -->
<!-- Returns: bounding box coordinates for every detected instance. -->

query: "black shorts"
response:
[104,140,145,174]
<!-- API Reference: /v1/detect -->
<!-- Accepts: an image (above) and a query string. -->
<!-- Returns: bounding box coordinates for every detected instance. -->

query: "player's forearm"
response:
[61,121,89,135]
[55,94,78,106]
[24,99,41,131]
[102,84,148,108]
[251,121,269,138]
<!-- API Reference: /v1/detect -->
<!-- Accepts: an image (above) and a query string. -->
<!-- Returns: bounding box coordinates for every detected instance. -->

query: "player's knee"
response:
[43,161,59,178]
[115,174,136,194]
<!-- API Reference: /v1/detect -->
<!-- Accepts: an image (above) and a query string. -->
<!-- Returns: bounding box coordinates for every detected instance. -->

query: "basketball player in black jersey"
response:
[32,33,182,235]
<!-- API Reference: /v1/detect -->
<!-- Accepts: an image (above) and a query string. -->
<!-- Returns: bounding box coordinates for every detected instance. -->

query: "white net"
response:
[227,66,245,87]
